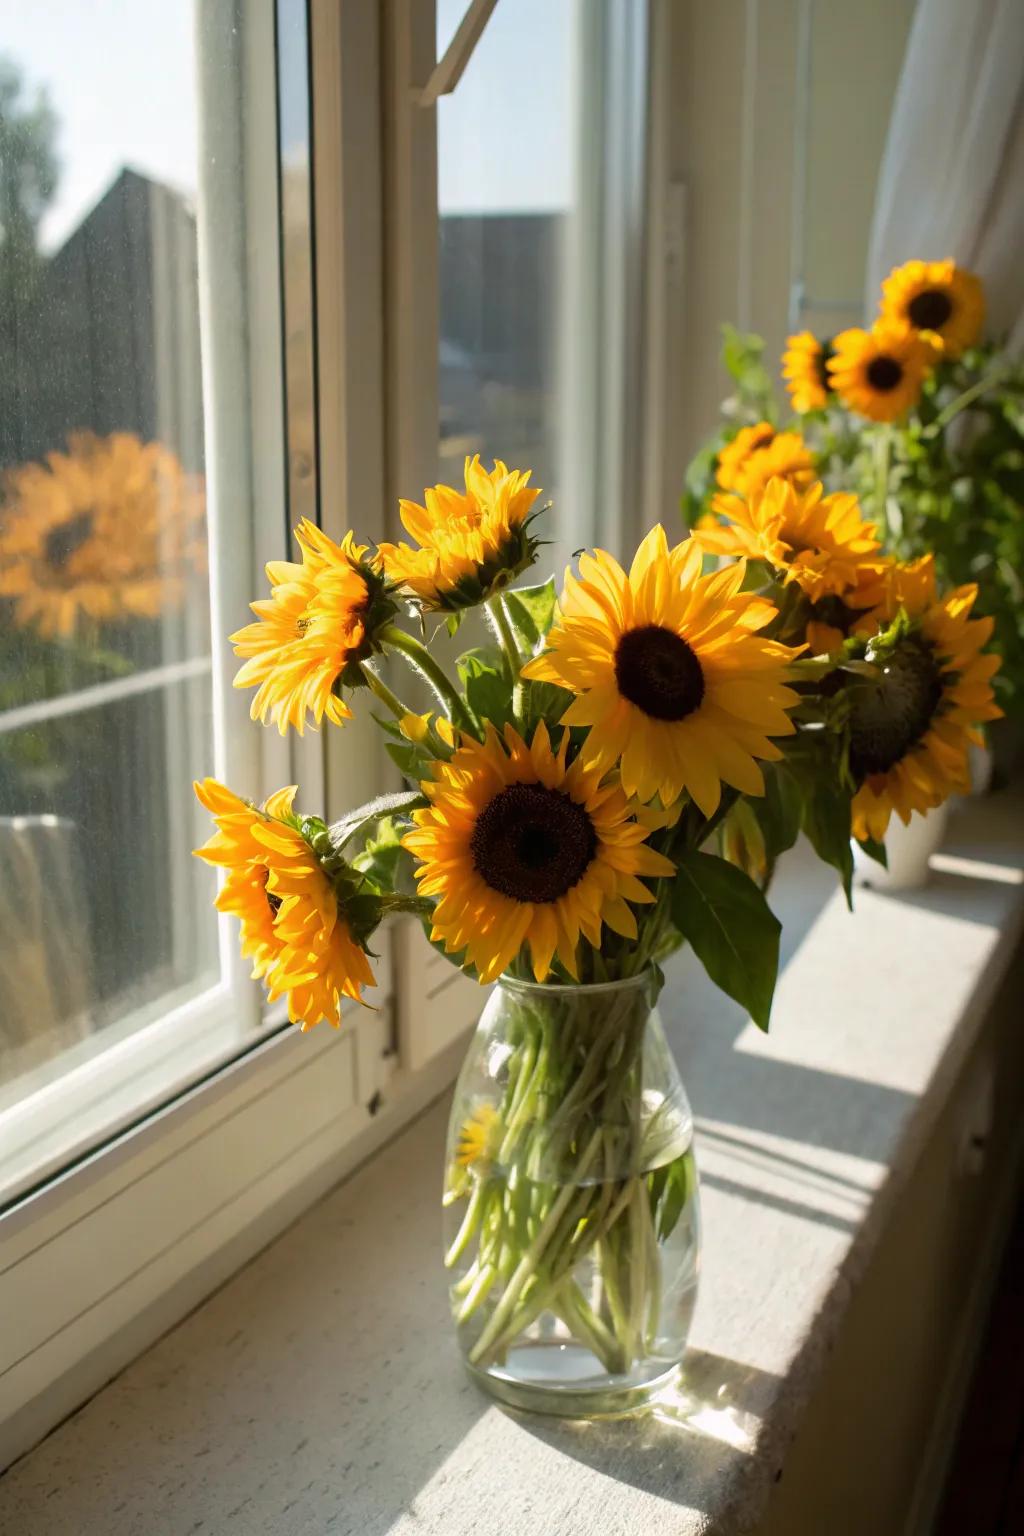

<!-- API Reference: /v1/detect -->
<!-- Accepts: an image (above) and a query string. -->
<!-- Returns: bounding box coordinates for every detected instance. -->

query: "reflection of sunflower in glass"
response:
[0,432,206,639]
[879,259,984,359]
[522,526,801,814]
[402,721,674,984]
[845,557,1002,842]
[715,423,814,499]
[232,520,394,735]
[697,478,881,602]
[828,323,936,422]
[781,332,834,413]
[378,456,541,612]
[193,777,376,1024]
[456,1103,501,1168]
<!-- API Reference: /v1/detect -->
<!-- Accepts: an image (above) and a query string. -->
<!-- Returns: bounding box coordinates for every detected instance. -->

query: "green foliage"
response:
[789,747,854,906]
[646,1148,695,1243]
[503,577,557,650]
[353,814,420,897]
[456,645,514,731]
[855,835,888,870]
[721,324,777,416]
[752,760,803,866]
[327,789,427,854]
[670,849,782,1030]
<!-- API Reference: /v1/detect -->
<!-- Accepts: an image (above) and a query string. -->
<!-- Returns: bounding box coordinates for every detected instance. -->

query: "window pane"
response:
[436,0,647,561]
[0,2,285,1197]
[437,0,573,495]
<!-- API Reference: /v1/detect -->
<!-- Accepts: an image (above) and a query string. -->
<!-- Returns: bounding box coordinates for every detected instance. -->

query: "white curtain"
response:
[866,0,1024,349]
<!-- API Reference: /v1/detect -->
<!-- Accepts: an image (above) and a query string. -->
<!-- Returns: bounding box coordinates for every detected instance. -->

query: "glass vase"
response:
[442,971,700,1416]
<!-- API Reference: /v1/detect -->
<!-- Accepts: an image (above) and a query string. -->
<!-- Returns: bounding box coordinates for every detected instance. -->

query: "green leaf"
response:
[800,777,854,907]
[754,761,803,862]
[456,646,513,729]
[328,790,427,851]
[856,835,888,870]
[670,849,782,1030]
[445,611,465,638]
[655,1151,693,1242]
[503,577,557,650]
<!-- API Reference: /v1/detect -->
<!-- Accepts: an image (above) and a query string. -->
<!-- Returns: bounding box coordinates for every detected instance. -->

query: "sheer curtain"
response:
[866,0,1024,348]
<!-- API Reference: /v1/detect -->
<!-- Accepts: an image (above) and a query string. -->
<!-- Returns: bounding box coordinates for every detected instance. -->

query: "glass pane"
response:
[437,0,574,501]
[0,2,286,1190]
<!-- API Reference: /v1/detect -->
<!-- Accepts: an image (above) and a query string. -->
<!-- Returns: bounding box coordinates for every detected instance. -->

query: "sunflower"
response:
[879,259,984,359]
[0,432,206,639]
[193,777,376,1024]
[715,423,814,499]
[456,1103,501,1168]
[781,332,834,413]
[843,557,1002,842]
[231,520,394,735]
[803,558,894,655]
[402,720,675,984]
[697,478,881,602]
[522,525,801,814]
[378,456,541,612]
[828,323,936,422]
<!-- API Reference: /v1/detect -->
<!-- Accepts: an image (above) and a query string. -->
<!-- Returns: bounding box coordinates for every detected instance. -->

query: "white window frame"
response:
[0,0,664,1471]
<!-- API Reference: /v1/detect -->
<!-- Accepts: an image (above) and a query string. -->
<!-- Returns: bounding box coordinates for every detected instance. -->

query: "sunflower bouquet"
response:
[686,258,1023,747]
[194,449,996,1407]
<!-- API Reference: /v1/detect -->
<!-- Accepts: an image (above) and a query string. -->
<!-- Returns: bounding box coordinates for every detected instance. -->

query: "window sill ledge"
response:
[2,790,1023,1535]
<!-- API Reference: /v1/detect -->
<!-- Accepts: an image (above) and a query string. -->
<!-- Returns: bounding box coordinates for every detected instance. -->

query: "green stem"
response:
[927,364,1008,435]
[873,423,891,541]
[487,595,526,722]
[358,663,412,721]
[379,625,476,735]
[468,1128,603,1364]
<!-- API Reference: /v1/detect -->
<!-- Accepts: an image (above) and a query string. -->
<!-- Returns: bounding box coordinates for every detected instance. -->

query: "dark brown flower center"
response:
[848,640,944,779]
[749,428,775,454]
[907,289,953,332]
[815,340,835,393]
[615,625,705,721]
[470,782,597,904]
[865,356,904,393]
[44,511,94,570]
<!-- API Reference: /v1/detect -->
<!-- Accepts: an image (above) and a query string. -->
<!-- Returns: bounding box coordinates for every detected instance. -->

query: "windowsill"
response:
[2,791,1023,1534]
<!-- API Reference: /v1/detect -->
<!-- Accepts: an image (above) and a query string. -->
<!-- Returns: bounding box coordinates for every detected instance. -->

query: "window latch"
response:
[411,0,500,107]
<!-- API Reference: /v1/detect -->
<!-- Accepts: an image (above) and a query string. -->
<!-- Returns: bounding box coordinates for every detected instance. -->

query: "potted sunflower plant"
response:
[193,454,999,1414]
[686,258,1015,888]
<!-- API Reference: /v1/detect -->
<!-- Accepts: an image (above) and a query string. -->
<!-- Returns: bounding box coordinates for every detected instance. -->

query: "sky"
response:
[1,0,575,256]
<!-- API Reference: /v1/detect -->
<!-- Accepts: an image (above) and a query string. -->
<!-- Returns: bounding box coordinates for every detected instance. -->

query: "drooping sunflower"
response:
[231,519,395,735]
[697,477,881,603]
[878,259,984,359]
[378,455,541,612]
[0,432,206,640]
[193,777,377,1024]
[781,332,834,414]
[715,423,814,499]
[843,557,1002,842]
[522,525,802,814]
[402,720,675,984]
[828,323,936,422]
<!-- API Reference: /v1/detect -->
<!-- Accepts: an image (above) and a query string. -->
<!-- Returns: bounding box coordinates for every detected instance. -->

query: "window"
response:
[0,1,298,1206]
[0,0,657,1471]
[435,0,650,566]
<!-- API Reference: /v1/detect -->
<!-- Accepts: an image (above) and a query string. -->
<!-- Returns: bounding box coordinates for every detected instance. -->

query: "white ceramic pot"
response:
[967,740,994,797]
[852,802,951,892]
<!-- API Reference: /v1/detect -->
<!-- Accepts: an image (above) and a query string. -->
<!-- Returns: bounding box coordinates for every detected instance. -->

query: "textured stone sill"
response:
[2,791,1023,1536]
